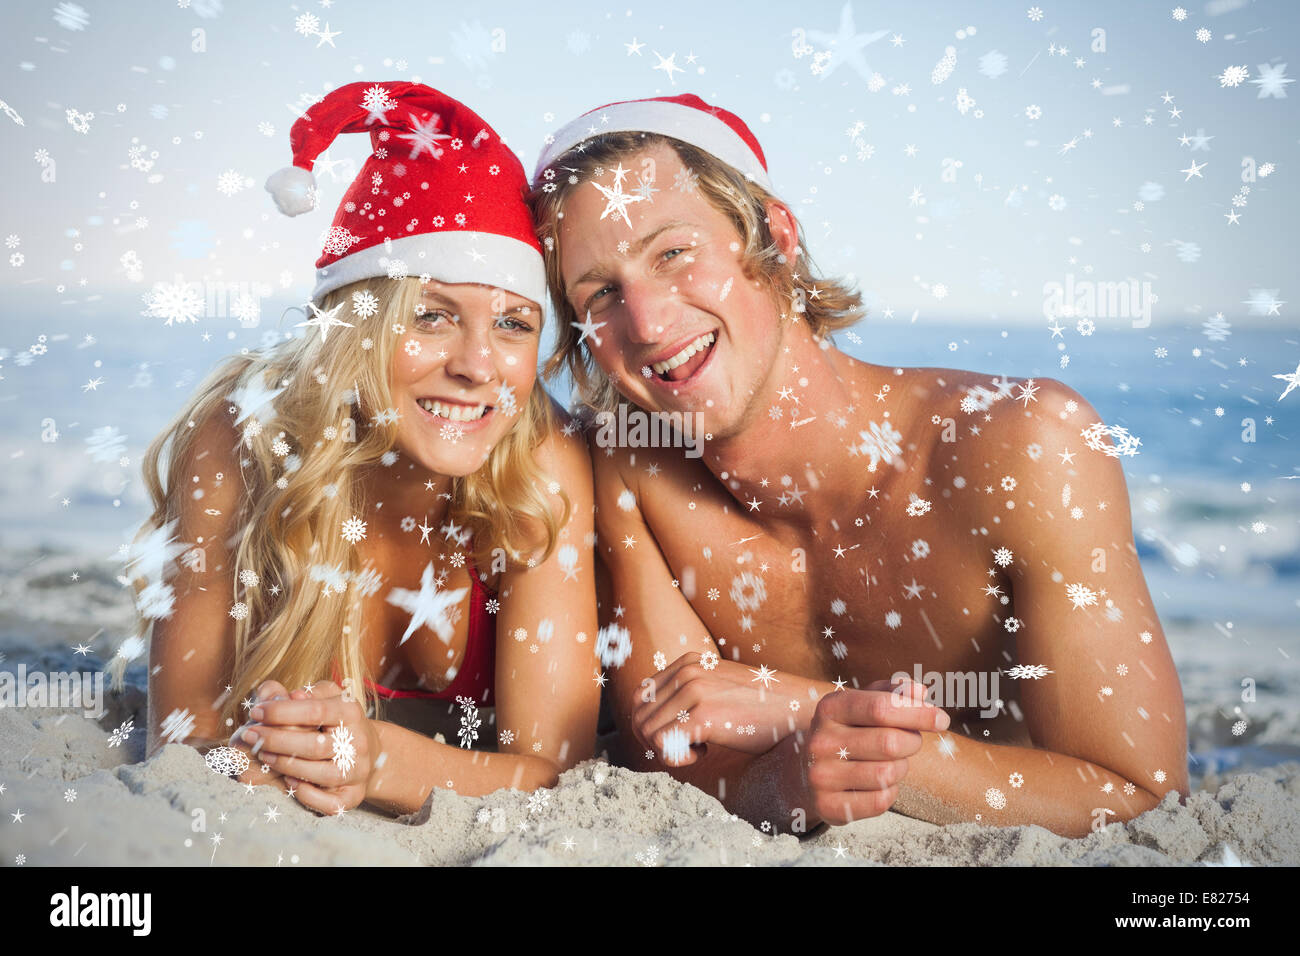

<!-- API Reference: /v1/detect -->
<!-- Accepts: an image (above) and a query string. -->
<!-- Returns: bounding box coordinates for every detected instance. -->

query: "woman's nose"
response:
[442,326,496,387]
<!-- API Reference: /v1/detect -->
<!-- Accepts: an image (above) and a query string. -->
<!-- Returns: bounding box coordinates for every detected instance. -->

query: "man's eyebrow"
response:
[569,219,696,288]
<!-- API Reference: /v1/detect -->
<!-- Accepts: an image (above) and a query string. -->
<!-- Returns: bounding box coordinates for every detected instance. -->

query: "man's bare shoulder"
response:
[585,419,714,504]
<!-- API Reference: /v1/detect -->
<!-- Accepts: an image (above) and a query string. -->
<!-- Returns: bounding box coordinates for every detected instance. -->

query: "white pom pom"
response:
[265,166,318,217]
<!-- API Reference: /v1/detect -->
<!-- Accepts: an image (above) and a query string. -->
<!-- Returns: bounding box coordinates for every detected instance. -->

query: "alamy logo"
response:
[890,664,1001,719]
[1041,273,1154,329]
[0,666,104,719]
[49,886,151,936]
[593,406,706,459]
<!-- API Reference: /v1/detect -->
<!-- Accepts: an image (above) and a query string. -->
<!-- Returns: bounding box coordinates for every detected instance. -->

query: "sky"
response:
[0,0,1296,328]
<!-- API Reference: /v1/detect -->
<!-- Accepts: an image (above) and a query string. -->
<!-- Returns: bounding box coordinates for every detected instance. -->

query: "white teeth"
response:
[651,332,716,375]
[418,399,487,421]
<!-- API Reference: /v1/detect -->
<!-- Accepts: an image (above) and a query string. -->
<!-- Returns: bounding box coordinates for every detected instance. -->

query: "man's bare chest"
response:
[639,483,1014,687]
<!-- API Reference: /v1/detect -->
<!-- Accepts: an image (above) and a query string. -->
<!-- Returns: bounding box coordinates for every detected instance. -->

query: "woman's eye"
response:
[415,309,454,327]
[663,247,685,261]
[495,316,534,332]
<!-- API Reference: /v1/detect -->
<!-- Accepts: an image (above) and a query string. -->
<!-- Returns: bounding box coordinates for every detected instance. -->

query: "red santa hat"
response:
[533,93,771,190]
[266,81,545,306]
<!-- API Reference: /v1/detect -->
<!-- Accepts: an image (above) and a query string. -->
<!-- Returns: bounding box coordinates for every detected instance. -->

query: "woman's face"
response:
[388,280,541,478]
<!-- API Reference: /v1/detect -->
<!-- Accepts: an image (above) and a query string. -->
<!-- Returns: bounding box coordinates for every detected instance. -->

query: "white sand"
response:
[2,546,1298,866]
[2,696,1297,867]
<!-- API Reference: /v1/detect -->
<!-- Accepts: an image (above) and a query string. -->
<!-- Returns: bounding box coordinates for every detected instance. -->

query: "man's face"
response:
[556,144,788,439]
[388,280,540,478]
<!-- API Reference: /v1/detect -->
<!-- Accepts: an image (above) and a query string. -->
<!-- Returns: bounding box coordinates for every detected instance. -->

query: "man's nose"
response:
[442,324,496,388]
[618,277,681,346]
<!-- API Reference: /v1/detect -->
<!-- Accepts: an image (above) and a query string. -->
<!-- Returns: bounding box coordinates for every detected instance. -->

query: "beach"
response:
[2,546,1298,867]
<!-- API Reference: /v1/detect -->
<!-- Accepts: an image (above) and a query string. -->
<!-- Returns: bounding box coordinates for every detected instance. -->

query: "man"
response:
[529,95,1188,838]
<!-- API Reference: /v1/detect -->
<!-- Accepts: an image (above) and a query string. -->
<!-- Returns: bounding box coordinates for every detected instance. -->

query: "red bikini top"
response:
[344,558,497,706]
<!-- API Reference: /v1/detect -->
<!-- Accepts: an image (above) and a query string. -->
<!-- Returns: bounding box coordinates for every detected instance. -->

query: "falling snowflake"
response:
[498,728,515,745]
[729,571,768,612]
[216,169,247,197]
[160,707,196,744]
[905,496,931,517]
[352,289,380,317]
[596,623,632,668]
[456,695,481,749]
[979,50,1009,79]
[700,650,719,670]
[495,381,519,417]
[330,725,357,775]
[293,12,321,36]
[1218,65,1250,88]
[1066,582,1098,609]
[1027,7,1043,22]
[1171,6,1187,21]
[1195,28,1211,44]
[985,787,1007,809]
[108,717,134,747]
[527,788,550,815]
[673,167,699,193]
[85,425,128,463]
[1080,421,1142,458]
[653,651,667,671]
[1251,62,1293,99]
[1003,617,1022,633]
[1009,772,1024,789]
[1000,476,1017,492]
[340,516,367,544]
[993,547,1014,567]
[884,610,902,629]
[1153,769,1167,783]
[634,844,660,867]
[321,226,361,257]
[143,279,204,326]
[1231,719,1247,737]
[660,727,690,765]
[228,602,249,620]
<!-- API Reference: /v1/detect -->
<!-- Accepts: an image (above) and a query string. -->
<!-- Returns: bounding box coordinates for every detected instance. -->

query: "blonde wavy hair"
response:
[528,131,864,412]
[127,276,568,730]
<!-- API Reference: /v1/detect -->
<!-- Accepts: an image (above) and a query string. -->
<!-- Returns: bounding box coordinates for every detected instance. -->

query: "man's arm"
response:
[892,379,1189,837]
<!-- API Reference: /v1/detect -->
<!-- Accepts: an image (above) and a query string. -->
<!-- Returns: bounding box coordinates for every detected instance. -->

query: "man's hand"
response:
[242,680,381,815]
[632,652,802,763]
[804,679,950,825]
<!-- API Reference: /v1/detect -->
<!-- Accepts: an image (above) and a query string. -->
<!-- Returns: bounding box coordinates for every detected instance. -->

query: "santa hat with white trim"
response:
[266,81,545,306]
[533,93,771,190]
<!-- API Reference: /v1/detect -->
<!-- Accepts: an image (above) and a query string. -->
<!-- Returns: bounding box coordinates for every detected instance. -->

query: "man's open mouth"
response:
[649,332,716,383]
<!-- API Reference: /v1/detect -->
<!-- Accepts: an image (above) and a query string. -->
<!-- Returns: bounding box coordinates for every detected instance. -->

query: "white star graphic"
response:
[385,562,468,645]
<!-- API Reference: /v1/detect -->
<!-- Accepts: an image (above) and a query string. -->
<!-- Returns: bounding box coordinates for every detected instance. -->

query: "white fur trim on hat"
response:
[535,100,771,190]
[265,166,318,217]
[311,231,546,307]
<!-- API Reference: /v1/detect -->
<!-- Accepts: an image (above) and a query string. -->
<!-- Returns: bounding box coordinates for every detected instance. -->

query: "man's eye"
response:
[586,285,616,310]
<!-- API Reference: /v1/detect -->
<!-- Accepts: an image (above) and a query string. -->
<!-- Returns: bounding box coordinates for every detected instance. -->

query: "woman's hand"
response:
[226,679,297,790]
[633,652,804,764]
[242,679,381,815]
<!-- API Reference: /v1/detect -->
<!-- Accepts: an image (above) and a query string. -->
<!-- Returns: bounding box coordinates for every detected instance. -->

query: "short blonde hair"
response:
[528,131,863,411]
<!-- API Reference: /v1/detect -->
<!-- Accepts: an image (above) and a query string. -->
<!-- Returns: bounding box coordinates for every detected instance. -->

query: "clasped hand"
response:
[231,679,379,815]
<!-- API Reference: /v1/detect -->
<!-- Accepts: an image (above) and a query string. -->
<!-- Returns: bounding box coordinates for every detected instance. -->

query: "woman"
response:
[128,82,599,816]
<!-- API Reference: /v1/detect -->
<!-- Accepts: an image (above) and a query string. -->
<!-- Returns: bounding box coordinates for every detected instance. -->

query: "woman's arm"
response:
[258,412,603,815]
[143,411,288,789]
